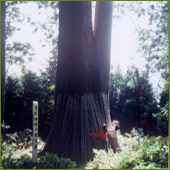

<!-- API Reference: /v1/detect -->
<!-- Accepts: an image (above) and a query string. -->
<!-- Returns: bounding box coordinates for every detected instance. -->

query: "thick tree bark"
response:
[94,2,112,94]
[56,2,93,95]
[43,2,112,163]
[1,2,6,123]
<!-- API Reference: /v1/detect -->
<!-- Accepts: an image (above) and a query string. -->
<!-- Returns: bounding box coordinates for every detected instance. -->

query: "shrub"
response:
[2,128,168,169]
[2,128,77,169]
[85,129,169,169]
[2,156,33,169]
[2,152,77,169]
[1,128,33,169]
[37,152,77,169]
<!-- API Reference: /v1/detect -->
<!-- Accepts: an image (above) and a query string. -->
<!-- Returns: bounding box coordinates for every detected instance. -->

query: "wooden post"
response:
[32,101,38,163]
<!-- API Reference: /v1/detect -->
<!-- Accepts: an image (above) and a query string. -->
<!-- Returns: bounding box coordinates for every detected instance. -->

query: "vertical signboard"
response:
[32,101,38,163]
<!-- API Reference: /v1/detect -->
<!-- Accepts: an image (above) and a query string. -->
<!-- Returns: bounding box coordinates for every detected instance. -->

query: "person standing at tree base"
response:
[90,124,108,152]
[107,120,121,152]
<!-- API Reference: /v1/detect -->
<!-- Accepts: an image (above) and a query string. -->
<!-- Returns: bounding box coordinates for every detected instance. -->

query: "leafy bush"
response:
[2,127,76,169]
[37,152,77,169]
[2,135,76,169]
[85,129,169,169]
[1,128,33,169]
[2,128,168,169]
[2,156,33,169]
[2,152,77,169]
[153,102,169,136]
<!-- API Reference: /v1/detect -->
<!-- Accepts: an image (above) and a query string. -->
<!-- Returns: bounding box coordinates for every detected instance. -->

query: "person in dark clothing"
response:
[90,124,108,152]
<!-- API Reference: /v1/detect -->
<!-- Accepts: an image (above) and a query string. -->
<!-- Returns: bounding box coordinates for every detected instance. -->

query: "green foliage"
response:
[4,71,55,136]
[153,102,169,136]
[137,1,169,80]
[1,128,33,169]
[85,129,169,169]
[110,66,159,134]
[5,2,35,73]
[152,77,169,136]
[113,2,169,135]
[4,2,58,135]
[6,42,35,69]
[5,2,24,38]
[2,152,77,169]
[2,156,33,169]
[31,1,59,42]
[2,128,76,169]
[37,152,77,169]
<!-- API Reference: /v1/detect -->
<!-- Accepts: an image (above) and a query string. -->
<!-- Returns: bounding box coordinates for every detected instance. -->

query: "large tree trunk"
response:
[1,2,6,124]
[93,1,112,94]
[44,2,112,163]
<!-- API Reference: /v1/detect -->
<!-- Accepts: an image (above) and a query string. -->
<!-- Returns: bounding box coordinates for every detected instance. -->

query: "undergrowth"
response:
[1,127,168,169]
[85,128,169,169]
[1,127,76,169]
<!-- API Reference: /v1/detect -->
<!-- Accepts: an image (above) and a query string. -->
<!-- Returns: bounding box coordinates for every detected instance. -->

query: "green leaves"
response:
[2,129,76,169]
[153,102,169,135]
[37,152,77,169]
[85,130,168,169]
[110,66,159,134]
[6,42,35,66]
[137,2,169,79]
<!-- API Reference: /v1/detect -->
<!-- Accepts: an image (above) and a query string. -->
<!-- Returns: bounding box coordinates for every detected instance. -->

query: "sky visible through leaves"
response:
[7,2,163,96]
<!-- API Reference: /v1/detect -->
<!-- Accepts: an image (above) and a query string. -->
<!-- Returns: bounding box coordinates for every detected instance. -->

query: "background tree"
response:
[109,66,159,134]
[1,2,6,123]
[113,1,169,135]
[3,2,58,137]
[2,1,35,124]
[43,1,113,163]
[137,2,169,78]
[109,66,124,121]
[4,76,24,132]
[136,1,169,135]
[5,2,35,74]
